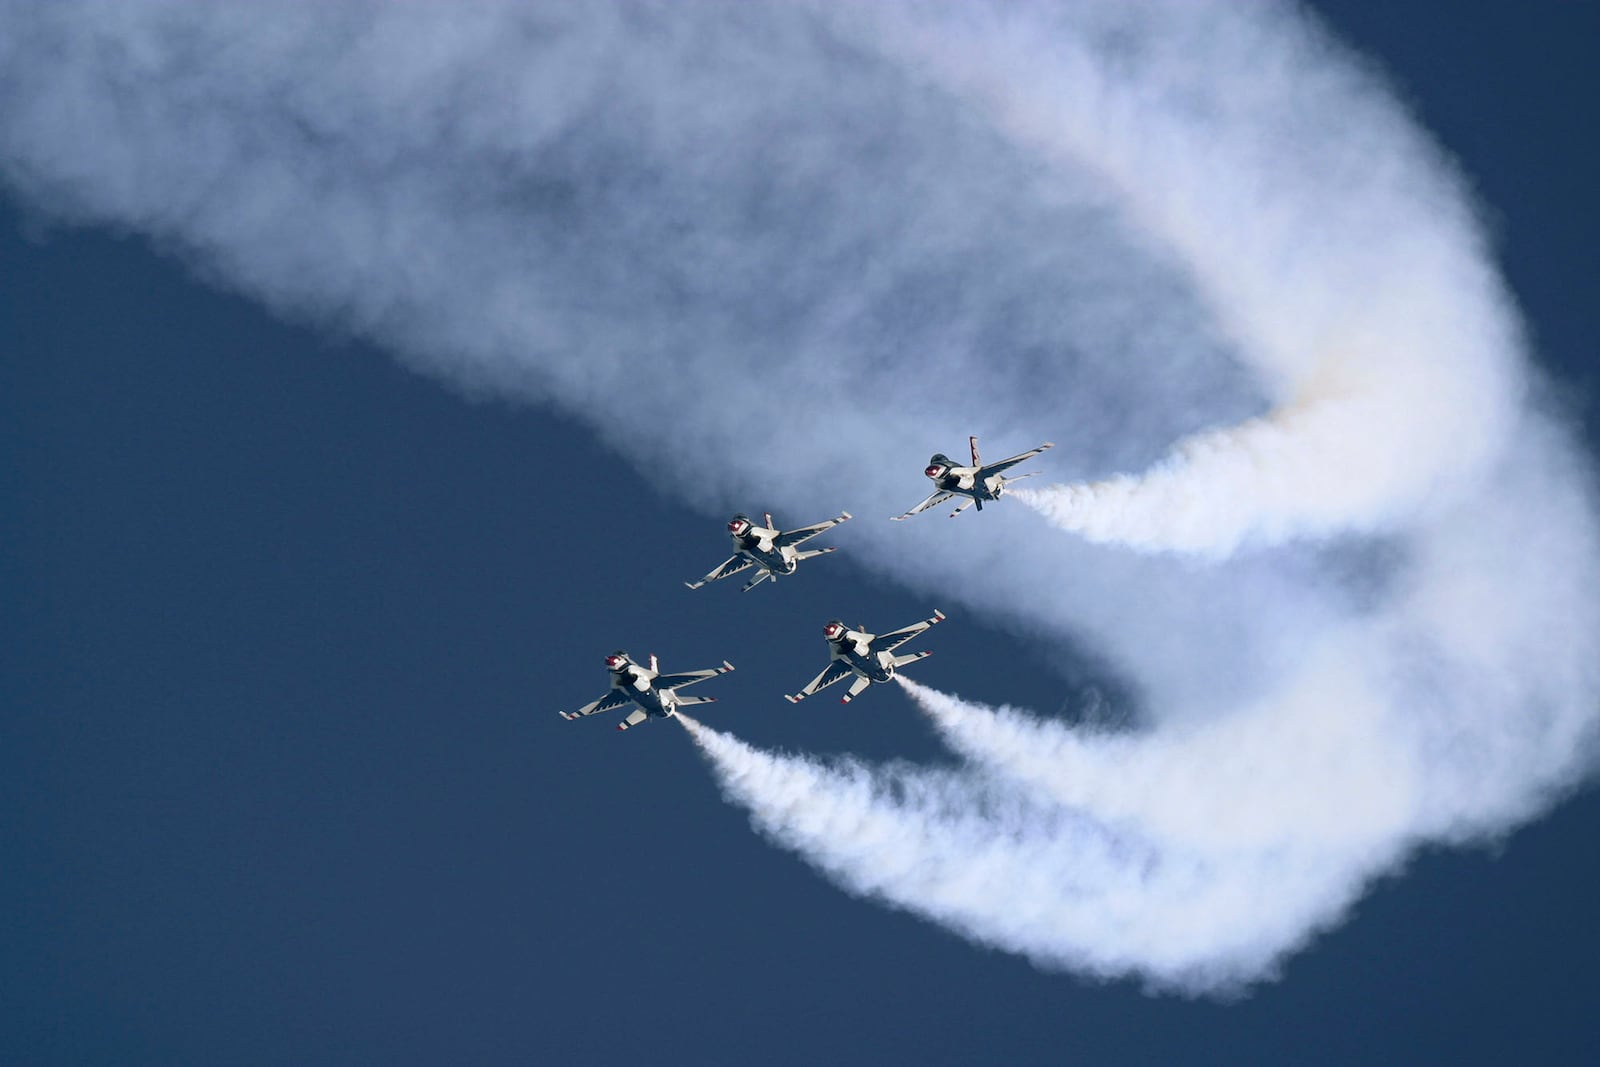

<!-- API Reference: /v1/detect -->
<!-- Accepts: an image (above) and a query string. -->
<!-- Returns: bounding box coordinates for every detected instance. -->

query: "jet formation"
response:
[557,434,1052,730]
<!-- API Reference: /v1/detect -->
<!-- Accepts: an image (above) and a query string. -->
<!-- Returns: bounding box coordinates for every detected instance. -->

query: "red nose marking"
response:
[606,656,621,668]
[728,520,743,532]
[925,465,942,478]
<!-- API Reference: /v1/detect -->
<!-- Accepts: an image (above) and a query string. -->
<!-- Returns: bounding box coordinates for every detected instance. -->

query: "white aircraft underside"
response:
[558,651,735,731]
[892,437,1053,520]
[686,510,852,592]
[785,610,945,704]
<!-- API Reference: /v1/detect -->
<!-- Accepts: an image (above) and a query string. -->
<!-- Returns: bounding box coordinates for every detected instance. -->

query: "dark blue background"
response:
[4,4,1597,1064]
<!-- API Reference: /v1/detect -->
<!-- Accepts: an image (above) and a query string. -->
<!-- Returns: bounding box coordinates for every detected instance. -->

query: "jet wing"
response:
[558,689,634,720]
[785,660,854,703]
[655,661,736,690]
[775,511,852,549]
[979,442,1054,478]
[685,554,757,590]
[890,490,956,522]
[875,609,946,653]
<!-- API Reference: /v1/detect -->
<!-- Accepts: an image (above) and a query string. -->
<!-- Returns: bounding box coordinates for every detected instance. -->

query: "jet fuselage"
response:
[825,626,895,684]
[606,656,674,719]
[731,523,800,575]
[926,454,1005,504]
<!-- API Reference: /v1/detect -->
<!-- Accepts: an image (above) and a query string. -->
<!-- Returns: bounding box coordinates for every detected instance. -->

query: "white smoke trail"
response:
[828,0,1529,557]
[677,710,1396,992]
[4,0,1597,991]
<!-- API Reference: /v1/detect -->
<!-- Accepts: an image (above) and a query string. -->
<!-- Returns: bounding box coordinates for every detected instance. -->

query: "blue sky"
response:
[4,2,1598,1063]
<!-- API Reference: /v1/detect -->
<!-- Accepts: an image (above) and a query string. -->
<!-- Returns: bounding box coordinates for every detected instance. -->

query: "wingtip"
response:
[839,511,853,521]
[722,660,736,672]
[1041,441,1055,449]
[784,694,800,704]
[684,581,702,590]
[933,609,946,621]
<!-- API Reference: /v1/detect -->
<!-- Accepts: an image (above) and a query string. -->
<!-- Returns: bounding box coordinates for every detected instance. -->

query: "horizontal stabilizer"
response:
[839,675,873,704]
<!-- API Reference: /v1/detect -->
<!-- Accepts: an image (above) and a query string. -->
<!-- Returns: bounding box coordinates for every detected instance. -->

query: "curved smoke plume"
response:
[3,0,1596,991]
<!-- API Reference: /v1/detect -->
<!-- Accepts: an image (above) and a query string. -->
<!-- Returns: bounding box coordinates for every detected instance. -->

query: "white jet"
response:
[685,510,852,592]
[785,610,945,705]
[558,651,735,732]
[891,436,1053,520]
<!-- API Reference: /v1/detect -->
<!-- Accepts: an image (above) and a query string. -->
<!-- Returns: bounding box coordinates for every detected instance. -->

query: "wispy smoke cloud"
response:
[4,0,1596,991]
[677,708,1389,991]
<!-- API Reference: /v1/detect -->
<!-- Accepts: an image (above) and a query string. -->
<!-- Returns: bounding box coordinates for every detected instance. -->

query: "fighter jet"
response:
[784,610,945,705]
[558,651,735,732]
[891,436,1054,520]
[685,510,852,592]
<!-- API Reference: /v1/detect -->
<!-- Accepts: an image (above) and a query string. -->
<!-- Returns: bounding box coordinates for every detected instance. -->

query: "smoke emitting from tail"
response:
[4,0,1597,992]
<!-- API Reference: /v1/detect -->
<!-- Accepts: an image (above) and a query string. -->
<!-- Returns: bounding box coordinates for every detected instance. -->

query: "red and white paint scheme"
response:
[558,650,735,732]
[786,610,946,706]
[893,436,1054,521]
[687,508,853,592]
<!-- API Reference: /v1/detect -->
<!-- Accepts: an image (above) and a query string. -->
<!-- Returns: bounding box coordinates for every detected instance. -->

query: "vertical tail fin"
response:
[970,435,981,467]
[649,653,660,674]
